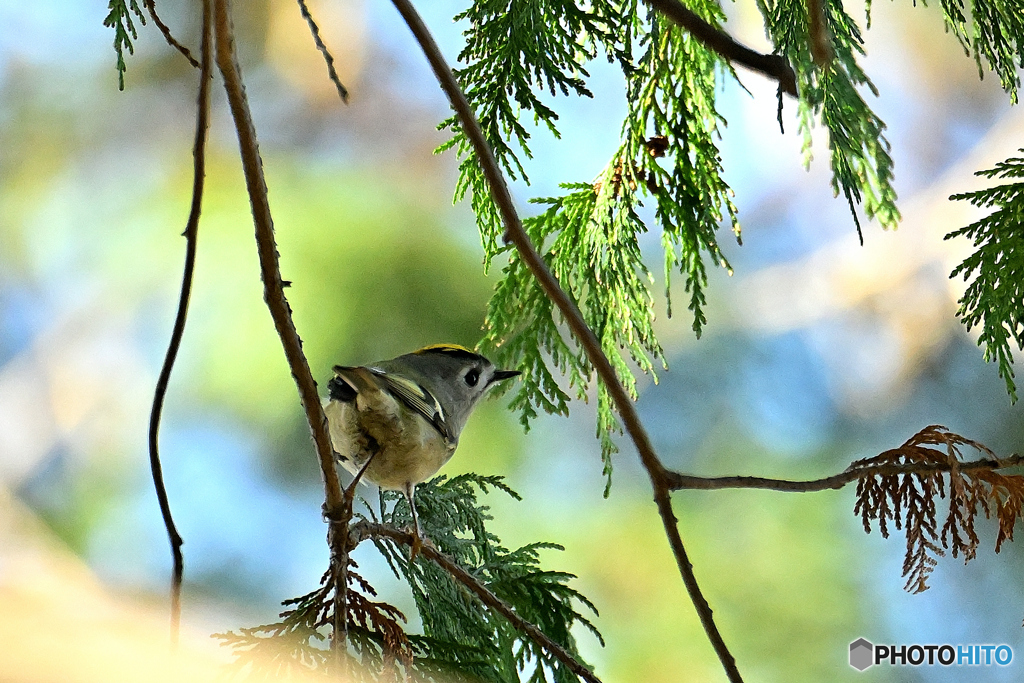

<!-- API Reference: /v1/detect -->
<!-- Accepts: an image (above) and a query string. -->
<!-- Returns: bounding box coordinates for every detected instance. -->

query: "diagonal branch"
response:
[296,0,350,103]
[387,1,743,681]
[350,521,602,683]
[144,0,200,68]
[666,455,1024,492]
[146,0,212,645]
[213,0,348,653]
[645,0,797,97]
[212,0,343,514]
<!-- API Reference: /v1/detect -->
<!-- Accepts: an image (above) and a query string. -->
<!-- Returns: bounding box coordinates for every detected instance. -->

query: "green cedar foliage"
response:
[938,4,1024,401]
[758,0,899,242]
[103,0,1024,482]
[928,0,1024,104]
[437,1,633,258]
[948,152,1024,402]
[103,0,146,91]
[216,475,601,682]
[453,2,892,486]
[372,474,601,683]
[481,181,665,490]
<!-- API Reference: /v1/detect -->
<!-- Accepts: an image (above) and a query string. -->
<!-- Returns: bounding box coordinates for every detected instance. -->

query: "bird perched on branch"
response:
[324,344,520,557]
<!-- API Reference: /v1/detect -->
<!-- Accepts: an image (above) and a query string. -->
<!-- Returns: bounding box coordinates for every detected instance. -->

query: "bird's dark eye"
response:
[465,369,480,387]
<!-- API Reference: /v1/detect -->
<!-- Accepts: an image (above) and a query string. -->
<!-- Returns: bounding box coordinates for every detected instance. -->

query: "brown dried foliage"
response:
[644,135,669,158]
[216,561,413,677]
[853,425,1024,593]
[594,141,668,197]
[345,564,415,671]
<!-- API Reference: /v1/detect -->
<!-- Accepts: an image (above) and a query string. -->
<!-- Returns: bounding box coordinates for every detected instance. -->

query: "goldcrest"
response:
[324,344,519,554]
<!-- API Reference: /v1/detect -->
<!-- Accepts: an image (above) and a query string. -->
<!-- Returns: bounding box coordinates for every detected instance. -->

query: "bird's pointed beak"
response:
[490,369,521,384]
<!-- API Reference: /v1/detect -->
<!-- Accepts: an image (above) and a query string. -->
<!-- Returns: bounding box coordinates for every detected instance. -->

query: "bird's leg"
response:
[405,481,423,561]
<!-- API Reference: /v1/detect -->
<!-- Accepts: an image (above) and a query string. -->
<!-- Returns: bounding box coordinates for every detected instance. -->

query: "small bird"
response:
[324,344,519,557]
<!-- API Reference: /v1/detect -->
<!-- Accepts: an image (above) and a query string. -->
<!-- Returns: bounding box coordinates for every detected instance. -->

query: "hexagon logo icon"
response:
[849,638,874,671]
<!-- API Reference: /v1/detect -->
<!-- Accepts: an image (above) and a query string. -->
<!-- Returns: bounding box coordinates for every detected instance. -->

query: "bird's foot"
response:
[409,532,423,562]
[407,529,436,562]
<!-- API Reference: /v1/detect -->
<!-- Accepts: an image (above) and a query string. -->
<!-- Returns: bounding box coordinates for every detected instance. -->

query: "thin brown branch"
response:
[213,0,343,512]
[331,449,380,663]
[666,455,1024,492]
[213,0,347,652]
[146,0,212,646]
[806,0,834,67]
[328,518,350,668]
[350,521,602,683]
[645,0,797,97]
[296,0,350,103]
[144,0,200,69]
[386,1,742,681]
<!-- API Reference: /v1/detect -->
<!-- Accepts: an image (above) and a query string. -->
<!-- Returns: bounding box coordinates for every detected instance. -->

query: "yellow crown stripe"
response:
[414,343,474,355]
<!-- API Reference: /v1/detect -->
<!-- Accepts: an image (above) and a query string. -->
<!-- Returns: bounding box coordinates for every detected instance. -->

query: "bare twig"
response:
[350,521,603,683]
[146,0,212,645]
[645,0,797,97]
[666,455,1024,492]
[386,1,743,681]
[144,0,200,68]
[213,0,347,652]
[296,0,350,103]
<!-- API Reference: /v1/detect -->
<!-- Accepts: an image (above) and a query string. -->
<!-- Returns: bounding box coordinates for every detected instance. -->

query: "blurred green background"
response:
[2,0,1024,681]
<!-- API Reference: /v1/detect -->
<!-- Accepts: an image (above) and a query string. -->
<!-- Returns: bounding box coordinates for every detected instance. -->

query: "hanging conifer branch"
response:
[646,0,798,95]
[351,520,603,683]
[212,0,343,513]
[947,150,1024,402]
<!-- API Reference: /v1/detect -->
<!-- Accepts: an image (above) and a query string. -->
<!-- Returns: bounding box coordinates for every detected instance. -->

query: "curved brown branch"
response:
[296,0,350,103]
[144,0,200,68]
[645,0,797,97]
[146,0,212,645]
[386,1,742,681]
[666,454,1024,492]
[350,521,602,683]
[213,0,347,651]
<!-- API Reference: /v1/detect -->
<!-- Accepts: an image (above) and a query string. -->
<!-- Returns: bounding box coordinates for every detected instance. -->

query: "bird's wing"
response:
[331,365,379,398]
[370,368,454,444]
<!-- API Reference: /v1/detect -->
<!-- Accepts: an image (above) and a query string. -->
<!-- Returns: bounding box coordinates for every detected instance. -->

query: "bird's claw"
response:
[407,529,436,562]
[409,532,423,562]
